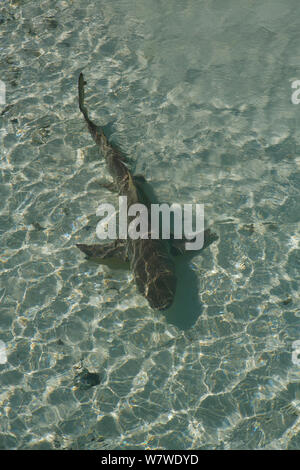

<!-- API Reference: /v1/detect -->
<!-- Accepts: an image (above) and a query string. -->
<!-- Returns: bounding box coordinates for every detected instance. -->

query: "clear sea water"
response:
[0,0,300,450]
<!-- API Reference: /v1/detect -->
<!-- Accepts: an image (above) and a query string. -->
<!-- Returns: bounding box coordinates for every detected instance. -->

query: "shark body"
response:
[77,73,177,310]
[76,73,216,310]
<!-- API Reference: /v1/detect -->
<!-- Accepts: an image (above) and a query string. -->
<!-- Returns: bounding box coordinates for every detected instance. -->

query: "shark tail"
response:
[78,73,89,120]
[78,72,105,147]
[78,72,130,182]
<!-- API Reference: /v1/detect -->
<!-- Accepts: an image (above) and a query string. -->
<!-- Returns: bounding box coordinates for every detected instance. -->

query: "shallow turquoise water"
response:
[0,0,300,450]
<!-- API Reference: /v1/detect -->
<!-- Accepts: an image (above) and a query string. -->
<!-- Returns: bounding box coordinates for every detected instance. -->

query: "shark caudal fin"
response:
[78,72,106,147]
[169,228,218,256]
[78,72,89,120]
[78,73,130,182]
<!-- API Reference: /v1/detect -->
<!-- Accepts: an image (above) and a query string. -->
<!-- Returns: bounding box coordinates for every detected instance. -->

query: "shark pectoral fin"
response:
[76,242,129,269]
[98,180,117,192]
[170,228,218,256]
[202,228,219,249]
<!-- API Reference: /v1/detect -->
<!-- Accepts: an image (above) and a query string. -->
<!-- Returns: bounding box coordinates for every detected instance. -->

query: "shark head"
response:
[145,269,177,310]
[131,238,177,311]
